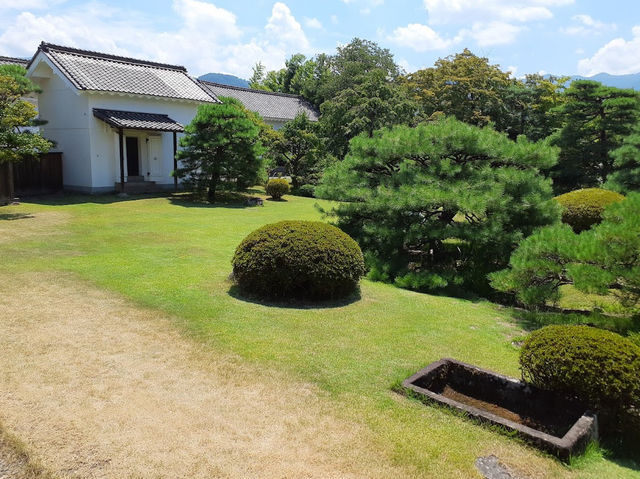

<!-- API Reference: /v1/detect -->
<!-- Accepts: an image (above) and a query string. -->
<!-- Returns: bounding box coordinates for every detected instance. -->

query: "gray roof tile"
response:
[93,108,184,132]
[35,43,215,103]
[0,56,29,67]
[198,81,319,122]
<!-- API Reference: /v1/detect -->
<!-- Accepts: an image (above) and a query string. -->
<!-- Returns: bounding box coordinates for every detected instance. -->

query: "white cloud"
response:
[0,0,313,78]
[561,14,616,35]
[341,0,384,6]
[0,0,66,11]
[388,23,461,51]
[420,0,571,46]
[506,65,518,77]
[265,2,309,51]
[578,25,640,76]
[422,0,572,25]
[330,14,339,25]
[397,58,416,74]
[304,17,322,29]
[466,21,523,46]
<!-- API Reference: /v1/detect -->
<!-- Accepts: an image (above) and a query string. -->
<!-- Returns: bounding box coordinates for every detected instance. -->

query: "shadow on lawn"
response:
[18,192,172,206]
[508,308,640,335]
[169,191,268,210]
[227,284,362,310]
[0,212,34,220]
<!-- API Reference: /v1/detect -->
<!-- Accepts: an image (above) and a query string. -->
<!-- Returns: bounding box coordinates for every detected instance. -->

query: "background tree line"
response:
[251,38,640,196]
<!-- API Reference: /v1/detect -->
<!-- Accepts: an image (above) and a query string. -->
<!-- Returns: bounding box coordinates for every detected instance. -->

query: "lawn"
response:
[2,193,638,478]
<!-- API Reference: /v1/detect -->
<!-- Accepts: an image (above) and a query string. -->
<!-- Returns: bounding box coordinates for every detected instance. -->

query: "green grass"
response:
[2,193,639,478]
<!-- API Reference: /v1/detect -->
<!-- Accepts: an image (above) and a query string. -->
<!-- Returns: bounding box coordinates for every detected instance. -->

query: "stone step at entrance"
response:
[114,180,162,194]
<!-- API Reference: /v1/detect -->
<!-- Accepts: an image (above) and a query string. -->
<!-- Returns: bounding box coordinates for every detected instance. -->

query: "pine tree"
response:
[0,64,51,165]
[605,123,640,193]
[317,117,559,294]
[491,193,640,314]
[176,97,263,202]
[551,80,640,192]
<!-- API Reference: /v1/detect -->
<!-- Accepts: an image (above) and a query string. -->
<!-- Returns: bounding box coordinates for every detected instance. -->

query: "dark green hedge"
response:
[232,220,366,300]
[554,188,624,232]
[520,325,640,414]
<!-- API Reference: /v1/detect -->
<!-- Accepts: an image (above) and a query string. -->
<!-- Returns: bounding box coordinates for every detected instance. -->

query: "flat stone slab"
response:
[402,358,598,461]
[475,455,521,479]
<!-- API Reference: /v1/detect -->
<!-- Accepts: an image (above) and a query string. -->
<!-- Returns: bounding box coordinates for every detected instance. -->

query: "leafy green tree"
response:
[497,74,568,141]
[320,68,417,158]
[0,64,51,165]
[248,62,269,91]
[551,80,640,193]
[175,97,263,202]
[491,193,640,314]
[317,38,418,158]
[605,123,640,193]
[402,49,511,127]
[317,117,560,294]
[270,113,324,189]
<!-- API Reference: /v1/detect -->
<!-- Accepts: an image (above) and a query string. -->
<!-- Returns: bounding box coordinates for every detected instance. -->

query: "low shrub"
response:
[520,325,640,418]
[554,188,624,232]
[265,178,290,200]
[232,220,366,300]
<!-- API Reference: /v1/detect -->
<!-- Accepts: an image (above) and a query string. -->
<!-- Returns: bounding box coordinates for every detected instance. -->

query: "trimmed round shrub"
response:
[554,188,625,232]
[232,220,366,300]
[266,178,290,200]
[520,325,640,414]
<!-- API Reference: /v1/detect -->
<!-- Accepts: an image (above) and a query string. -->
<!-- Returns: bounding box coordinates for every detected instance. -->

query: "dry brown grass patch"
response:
[0,272,410,479]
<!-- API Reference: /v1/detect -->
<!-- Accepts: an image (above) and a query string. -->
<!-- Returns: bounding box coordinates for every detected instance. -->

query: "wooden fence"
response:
[0,152,63,203]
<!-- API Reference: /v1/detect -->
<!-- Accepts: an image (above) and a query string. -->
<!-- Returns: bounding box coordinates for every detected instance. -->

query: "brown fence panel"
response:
[13,152,63,195]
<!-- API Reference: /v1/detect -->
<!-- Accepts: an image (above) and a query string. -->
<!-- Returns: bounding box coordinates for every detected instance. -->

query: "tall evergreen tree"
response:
[320,68,417,158]
[270,112,324,189]
[551,80,640,193]
[176,97,263,202]
[605,123,640,193]
[496,74,568,141]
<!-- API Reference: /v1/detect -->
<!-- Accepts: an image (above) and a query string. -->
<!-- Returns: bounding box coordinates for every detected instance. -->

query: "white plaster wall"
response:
[88,94,197,189]
[32,72,92,191]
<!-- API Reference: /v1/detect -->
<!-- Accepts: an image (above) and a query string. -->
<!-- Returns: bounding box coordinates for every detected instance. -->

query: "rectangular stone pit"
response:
[402,358,597,461]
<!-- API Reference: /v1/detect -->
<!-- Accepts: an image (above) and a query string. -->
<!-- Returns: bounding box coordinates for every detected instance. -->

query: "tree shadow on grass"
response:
[169,191,266,210]
[0,212,34,220]
[507,307,639,335]
[18,192,172,206]
[227,284,362,310]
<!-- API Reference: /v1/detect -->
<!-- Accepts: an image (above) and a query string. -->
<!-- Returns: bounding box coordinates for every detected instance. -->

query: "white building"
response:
[24,42,318,194]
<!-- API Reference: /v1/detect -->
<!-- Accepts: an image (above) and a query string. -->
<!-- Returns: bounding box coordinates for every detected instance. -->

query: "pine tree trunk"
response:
[208,171,217,202]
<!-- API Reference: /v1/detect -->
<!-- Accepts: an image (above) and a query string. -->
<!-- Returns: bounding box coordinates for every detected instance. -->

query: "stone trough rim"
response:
[401,358,598,461]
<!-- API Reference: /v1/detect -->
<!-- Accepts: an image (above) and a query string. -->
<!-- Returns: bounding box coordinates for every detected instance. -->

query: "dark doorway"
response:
[126,137,140,177]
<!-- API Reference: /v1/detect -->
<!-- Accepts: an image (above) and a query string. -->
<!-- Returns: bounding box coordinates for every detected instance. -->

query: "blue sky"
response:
[0,0,639,79]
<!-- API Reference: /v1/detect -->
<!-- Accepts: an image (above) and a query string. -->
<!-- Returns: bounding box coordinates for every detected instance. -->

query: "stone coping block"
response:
[402,358,597,461]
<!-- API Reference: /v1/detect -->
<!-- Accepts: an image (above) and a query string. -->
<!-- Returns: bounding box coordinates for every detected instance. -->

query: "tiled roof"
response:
[0,55,29,67]
[33,42,215,103]
[93,108,184,132]
[198,81,319,122]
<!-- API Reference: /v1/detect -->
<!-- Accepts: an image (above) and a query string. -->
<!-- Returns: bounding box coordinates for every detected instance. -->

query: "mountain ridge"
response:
[198,73,249,88]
